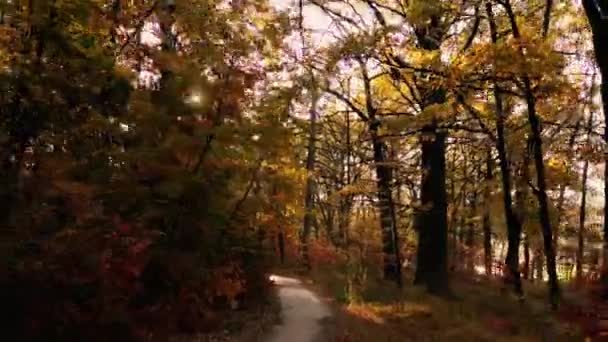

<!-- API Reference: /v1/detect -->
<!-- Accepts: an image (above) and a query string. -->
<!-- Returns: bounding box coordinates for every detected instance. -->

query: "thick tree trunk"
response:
[413,15,449,294]
[370,124,402,286]
[486,2,524,297]
[301,86,318,269]
[483,149,494,276]
[582,0,608,296]
[414,122,449,294]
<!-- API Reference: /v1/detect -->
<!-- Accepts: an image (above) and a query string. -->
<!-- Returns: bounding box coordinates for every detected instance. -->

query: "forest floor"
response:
[289,265,588,342]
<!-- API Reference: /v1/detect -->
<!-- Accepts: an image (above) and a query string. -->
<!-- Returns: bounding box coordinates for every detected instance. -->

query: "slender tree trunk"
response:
[278,231,285,264]
[338,110,353,245]
[517,145,531,280]
[582,0,608,297]
[301,85,319,269]
[523,79,560,307]
[502,0,560,308]
[555,121,581,252]
[355,60,402,285]
[577,111,595,281]
[466,186,477,272]
[535,249,544,281]
[486,3,524,297]
[577,163,589,282]
[483,149,494,276]
[523,233,530,280]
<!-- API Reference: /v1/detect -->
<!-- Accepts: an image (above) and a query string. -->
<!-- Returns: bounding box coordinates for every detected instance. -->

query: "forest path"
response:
[265,275,333,342]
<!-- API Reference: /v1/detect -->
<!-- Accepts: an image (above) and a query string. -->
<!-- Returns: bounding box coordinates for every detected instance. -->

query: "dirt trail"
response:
[265,275,333,342]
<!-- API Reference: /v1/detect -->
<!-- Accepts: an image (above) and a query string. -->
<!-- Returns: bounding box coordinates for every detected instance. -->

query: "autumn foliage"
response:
[0,1,295,341]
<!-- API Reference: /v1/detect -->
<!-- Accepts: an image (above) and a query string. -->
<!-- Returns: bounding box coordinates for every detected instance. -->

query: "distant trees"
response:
[582,0,608,295]
[295,0,605,308]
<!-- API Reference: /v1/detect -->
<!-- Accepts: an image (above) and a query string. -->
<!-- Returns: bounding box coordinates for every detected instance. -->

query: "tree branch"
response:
[324,86,369,122]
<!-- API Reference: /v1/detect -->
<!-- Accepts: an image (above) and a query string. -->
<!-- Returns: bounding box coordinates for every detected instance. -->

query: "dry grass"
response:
[305,266,583,342]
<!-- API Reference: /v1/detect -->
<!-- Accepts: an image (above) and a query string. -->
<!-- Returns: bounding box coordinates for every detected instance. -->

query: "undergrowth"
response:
[307,265,583,342]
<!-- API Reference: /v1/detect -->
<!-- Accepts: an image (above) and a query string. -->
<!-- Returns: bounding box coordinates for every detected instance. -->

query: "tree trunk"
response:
[577,111,595,281]
[555,121,581,252]
[523,233,530,280]
[535,249,544,282]
[278,231,285,264]
[517,144,531,280]
[338,110,353,245]
[414,122,449,294]
[523,79,560,307]
[577,162,589,282]
[352,58,403,286]
[502,0,560,308]
[582,0,608,297]
[412,14,449,294]
[301,85,319,269]
[483,149,493,276]
[456,153,469,269]
[370,122,402,286]
[448,153,459,267]
[466,186,477,272]
[486,2,524,297]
